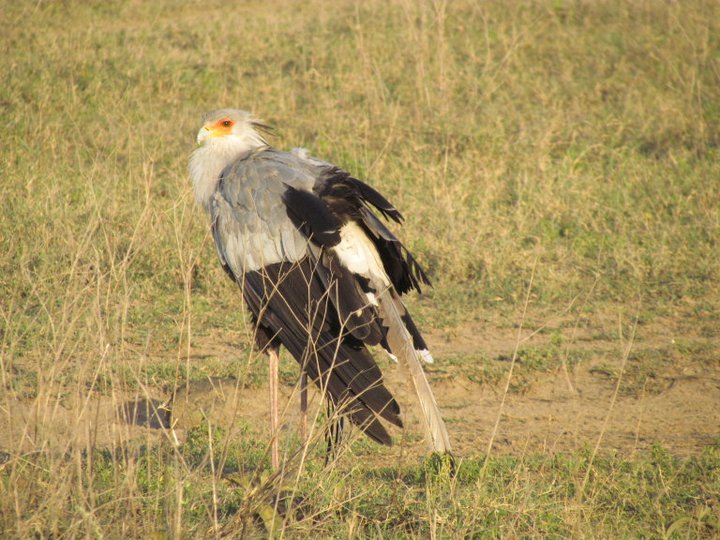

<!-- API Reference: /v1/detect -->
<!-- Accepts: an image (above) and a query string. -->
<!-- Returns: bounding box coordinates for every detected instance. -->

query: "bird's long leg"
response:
[268,347,280,470]
[300,371,308,444]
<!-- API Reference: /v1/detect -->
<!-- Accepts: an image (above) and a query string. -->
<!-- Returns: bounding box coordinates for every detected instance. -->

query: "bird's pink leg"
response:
[300,371,308,444]
[268,348,280,470]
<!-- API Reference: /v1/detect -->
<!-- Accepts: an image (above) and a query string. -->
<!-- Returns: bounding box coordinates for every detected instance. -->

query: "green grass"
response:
[1,0,719,537]
[4,431,718,538]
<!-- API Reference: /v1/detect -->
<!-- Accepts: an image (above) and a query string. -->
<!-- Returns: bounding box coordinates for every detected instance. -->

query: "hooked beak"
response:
[196,126,212,146]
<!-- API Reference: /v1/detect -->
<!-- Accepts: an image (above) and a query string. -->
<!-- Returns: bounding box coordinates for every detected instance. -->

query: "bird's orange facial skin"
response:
[208,118,235,137]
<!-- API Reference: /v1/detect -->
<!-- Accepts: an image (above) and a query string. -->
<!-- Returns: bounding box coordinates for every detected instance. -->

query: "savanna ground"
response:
[1,0,719,537]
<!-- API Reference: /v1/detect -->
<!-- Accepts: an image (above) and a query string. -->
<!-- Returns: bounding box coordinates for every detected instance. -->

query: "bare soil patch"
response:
[2,309,718,461]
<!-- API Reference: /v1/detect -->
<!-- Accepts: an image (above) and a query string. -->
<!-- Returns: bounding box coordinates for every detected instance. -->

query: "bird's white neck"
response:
[189,131,267,212]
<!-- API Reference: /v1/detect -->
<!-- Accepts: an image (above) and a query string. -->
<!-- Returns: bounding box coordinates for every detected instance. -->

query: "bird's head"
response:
[189,109,271,211]
[195,108,270,152]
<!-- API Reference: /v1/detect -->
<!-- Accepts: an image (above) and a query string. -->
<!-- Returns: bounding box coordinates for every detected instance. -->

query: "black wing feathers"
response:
[314,167,403,223]
[310,168,431,294]
[315,167,403,223]
[242,260,402,445]
[358,208,431,294]
[282,186,342,246]
[282,185,384,344]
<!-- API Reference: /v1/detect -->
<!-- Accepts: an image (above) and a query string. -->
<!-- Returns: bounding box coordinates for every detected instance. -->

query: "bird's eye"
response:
[222,120,233,127]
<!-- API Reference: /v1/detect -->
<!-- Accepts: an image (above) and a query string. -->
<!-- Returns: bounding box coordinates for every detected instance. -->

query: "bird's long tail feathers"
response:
[376,288,452,453]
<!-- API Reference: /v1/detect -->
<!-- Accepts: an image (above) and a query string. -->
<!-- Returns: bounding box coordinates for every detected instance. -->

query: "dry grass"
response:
[1,0,719,537]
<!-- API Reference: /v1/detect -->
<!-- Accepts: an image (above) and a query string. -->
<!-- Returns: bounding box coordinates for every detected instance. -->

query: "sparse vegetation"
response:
[1,0,719,537]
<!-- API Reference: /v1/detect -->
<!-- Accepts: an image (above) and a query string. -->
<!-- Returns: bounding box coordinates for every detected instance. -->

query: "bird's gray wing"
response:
[210,149,313,277]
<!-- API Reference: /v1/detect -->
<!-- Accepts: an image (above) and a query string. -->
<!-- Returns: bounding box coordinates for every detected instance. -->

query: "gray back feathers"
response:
[211,150,319,275]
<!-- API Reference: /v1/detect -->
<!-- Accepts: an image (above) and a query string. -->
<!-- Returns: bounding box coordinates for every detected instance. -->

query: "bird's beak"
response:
[196,126,212,146]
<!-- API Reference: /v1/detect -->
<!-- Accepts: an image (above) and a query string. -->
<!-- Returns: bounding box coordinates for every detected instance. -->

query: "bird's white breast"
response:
[189,142,235,212]
[190,133,264,212]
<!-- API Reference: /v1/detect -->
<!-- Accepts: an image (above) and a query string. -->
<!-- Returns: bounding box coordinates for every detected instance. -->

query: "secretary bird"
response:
[189,109,451,469]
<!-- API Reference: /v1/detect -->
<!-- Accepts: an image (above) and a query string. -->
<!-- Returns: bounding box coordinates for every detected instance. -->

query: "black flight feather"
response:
[282,186,385,344]
[242,259,402,445]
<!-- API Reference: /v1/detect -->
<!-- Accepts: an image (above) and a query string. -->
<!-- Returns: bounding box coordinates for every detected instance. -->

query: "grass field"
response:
[1,0,719,537]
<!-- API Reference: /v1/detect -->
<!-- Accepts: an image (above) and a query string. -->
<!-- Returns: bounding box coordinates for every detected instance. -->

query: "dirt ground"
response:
[3,308,718,461]
[419,312,720,458]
